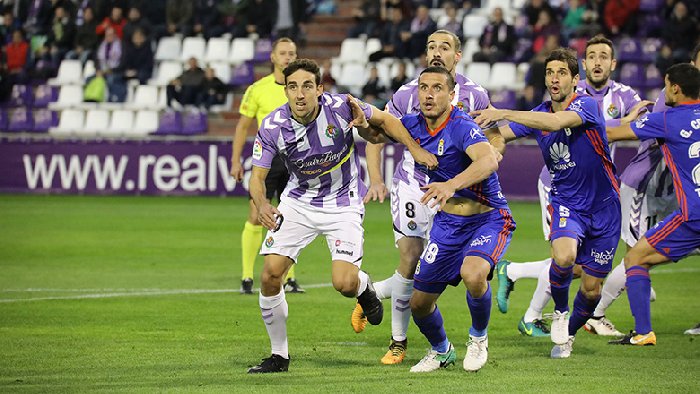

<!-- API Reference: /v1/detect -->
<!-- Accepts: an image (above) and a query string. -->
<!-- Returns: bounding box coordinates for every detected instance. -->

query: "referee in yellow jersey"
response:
[230,37,304,294]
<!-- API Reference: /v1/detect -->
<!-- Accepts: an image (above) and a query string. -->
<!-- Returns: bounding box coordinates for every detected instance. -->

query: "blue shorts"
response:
[414,208,516,294]
[549,198,621,278]
[645,210,700,262]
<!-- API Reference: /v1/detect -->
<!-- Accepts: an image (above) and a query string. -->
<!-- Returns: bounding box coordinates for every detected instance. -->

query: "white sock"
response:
[373,274,393,300]
[391,271,413,342]
[259,290,289,359]
[593,260,627,317]
[357,270,369,296]
[523,262,552,323]
[507,258,550,281]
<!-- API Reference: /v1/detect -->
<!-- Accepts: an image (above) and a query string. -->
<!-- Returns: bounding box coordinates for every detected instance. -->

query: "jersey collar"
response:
[422,106,455,137]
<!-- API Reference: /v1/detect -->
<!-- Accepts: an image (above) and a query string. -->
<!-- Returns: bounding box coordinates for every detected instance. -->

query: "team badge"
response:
[407,220,417,230]
[437,139,445,156]
[325,124,338,138]
[457,101,464,110]
[265,236,274,247]
[559,218,567,228]
[252,139,263,160]
[606,103,619,118]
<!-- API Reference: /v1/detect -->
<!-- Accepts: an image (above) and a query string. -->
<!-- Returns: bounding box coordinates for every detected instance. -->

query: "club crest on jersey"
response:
[265,237,274,247]
[325,124,338,139]
[252,139,263,160]
[407,220,417,230]
[606,103,619,118]
[437,139,445,155]
[457,101,464,110]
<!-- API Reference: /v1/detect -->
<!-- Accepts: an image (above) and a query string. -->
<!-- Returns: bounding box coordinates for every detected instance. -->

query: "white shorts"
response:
[390,179,437,245]
[538,177,552,240]
[259,200,365,266]
[620,170,677,247]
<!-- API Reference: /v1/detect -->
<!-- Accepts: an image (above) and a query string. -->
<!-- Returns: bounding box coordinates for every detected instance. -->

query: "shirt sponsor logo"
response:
[252,139,263,160]
[549,143,576,170]
[470,235,492,247]
[591,248,614,265]
[336,249,354,256]
[293,143,349,171]
[569,99,583,113]
[470,127,483,139]
[635,115,648,129]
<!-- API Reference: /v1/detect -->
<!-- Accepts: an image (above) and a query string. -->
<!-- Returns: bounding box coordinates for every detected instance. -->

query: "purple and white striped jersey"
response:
[539,79,643,187]
[385,73,491,187]
[252,93,373,212]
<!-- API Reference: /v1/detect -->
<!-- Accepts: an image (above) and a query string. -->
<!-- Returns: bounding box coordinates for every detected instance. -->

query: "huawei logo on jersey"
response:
[549,143,577,170]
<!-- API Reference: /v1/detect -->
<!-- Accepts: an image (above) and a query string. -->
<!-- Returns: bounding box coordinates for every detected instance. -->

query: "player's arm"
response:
[472,108,583,132]
[363,142,388,203]
[420,142,498,209]
[618,100,654,125]
[606,124,639,142]
[230,114,255,181]
[249,165,280,230]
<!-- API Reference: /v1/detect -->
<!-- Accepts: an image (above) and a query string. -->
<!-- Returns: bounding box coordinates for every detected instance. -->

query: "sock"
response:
[259,290,289,359]
[523,263,552,322]
[357,270,369,296]
[467,284,491,337]
[373,274,393,300]
[285,265,296,281]
[413,306,449,353]
[241,221,263,279]
[626,266,652,334]
[569,290,600,336]
[507,258,550,281]
[593,260,627,317]
[549,260,573,313]
[391,272,413,341]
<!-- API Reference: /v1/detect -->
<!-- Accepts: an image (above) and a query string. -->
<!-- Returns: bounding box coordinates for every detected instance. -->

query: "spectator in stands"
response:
[656,43,675,75]
[602,0,640,36]
[473,7,515,64]
[93,0,128,21]
[368,6,411,61]
[272,0,310,45]
[246,0,276,39]
[117,28,153,84]
[140,0,167,39]
[437,2,463,41]
[96,6,126,39]
[31,42,57,80]
[531,9,559,55]
[193,0,225,39]
[20,0,53,36]
[348,0,382,38]
[662,1,699,63]
[526,33,559,100]
[561,0,586,39]
[384,0,414,20]
[516,84,541,110]
[390,60,410,92]
[66,6,99,65]
[407,4,437,59]
[72,0,94,26]
[523,0,555,28]
[47,5,76,65]
[96,26,125,102]
[122,6,152,46]
[197,66,227,110]
[362,65,386,107]
[166,57,204,108]
[1,10,21,45]
[165,0,192,37]
[3,29,29,84]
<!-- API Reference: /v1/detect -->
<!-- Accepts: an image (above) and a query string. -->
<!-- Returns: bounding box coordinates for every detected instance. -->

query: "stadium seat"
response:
[48,59,83,86]
[83,109,110,134]
[106,109,135,135]
[149,61,183,86]
[619,63,644,88]
[155,36,182,62]
[48,85,83,110]
[209,62,232,84]
[7,108,33,132]
[488,62,517,90]
[465,62,491,88]
[490,89,517,109]
[617,37,641,62]
[131,110,159,135]
[49,109,85,135]
[365,38,382,59]
[230,61,255,86]
[180,108,207,135]
[338,63,368,96]
[205,36,231,63]
[127,85,162,110]
[32,109,58,132]
[338,38,367,64]
[485,0,512,11]
[254,38,273,62]
[9,84,33,107]
[463,15,489,39]
[230,38,255,65]
[645,64,663,88]
[375,61,392,89]
[83,60,96,79]
[462,38,479,65]
[33,84,57,107]
[641,38,662,62]
[180,36,206,62]
[210,92,234,113]
[155,109,182,135]
[390,60,416,81]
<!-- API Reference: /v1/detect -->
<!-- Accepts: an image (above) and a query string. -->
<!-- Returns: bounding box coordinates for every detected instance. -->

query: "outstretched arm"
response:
[473,108,583,132]
[606,124,639,142]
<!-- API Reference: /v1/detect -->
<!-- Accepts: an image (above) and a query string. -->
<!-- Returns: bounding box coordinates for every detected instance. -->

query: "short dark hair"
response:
[691,42,700,65]
[585,34,615,59]
[419,66,456,91]
[666,63,700,99]
[283,58,321,85]
[545,48,579,77]
[427,29,462,52]
[272,37,295,51]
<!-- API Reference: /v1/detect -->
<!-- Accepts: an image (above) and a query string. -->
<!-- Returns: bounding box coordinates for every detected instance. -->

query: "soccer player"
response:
[351,29,498,365]
[473,48,621,358]
[230,38,305,295]
[606,63,700,346]
[246,59,438,373]
[390,66,514,373]
[496,35,648,337]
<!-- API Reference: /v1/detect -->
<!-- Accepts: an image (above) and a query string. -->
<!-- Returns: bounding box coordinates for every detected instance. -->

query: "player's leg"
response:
[548,236,578,345]
[241,199,263,294]
[519,263,552,337]
[409,289,456,372]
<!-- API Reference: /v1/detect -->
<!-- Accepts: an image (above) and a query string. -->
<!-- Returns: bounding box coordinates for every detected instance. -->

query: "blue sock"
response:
[549,261,573,313]
[413,306,449,353]
[568,290,600,336]
[626,266,652,334]
[467,284,491,337]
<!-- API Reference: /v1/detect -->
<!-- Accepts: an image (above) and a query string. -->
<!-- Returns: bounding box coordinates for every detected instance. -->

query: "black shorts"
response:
[259,155,289,201]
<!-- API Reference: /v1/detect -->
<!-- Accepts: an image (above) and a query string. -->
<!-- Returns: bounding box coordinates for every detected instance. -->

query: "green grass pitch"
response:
[0,195,698,393]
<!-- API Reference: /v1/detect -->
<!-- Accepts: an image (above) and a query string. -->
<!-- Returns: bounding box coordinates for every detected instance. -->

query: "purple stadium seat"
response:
[637,14,662,37]
[254,38,273,62]
[230,61,255,87]
[33,84,58,108]
[620,63,644,87]
[155,109,182,135]
[180,109,207,135]
[8,84,33,108]
[645,64,663,88]
[32,109,58,132]
[7,108,34,132]
[617,38,641,62]
[490,90,517,109]
[641,38,662,63]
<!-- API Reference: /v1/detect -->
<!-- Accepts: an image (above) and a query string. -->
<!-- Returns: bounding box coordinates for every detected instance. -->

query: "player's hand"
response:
[420,181,455,210]
[410,147,438,170]
[490,145,503,162]
[346,94,370,129]
[258,203,282,231]
[471,108,504,128]
[620,100,654,124]
[230,160,244,182]
[363,182,388,203]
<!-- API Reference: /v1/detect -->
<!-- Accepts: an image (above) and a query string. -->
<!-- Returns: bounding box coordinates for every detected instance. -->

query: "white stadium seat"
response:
[49,109,85,135]
[338,63,368,92]
[83,109,110,134]
[149,61,183,86]
[488,62,517,90]
[127,85,162,110]
[48,85,84,110]
[131,110,159,135]
[463,15,489,39]
[229,38,255,65]
[338,38,367,64]
[205,37,231,63]
[465,62,491,88]
[106,109,135,135]
[154,36,182,62]
[180,36,206,62]
[48,59,83,86]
